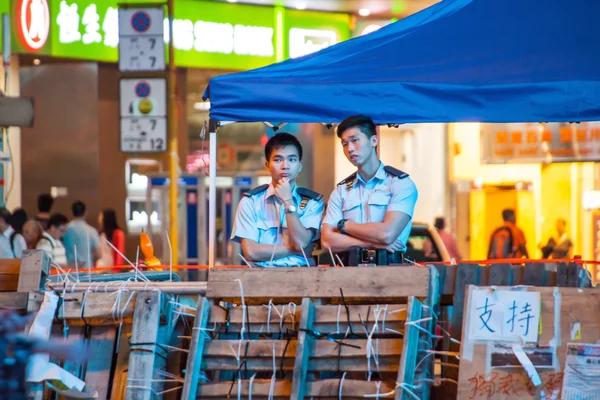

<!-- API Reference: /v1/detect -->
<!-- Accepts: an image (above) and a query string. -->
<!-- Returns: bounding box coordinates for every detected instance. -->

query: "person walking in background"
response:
[488,208,528,259]
[22,220,44,249]
[36,214,68,266]
[539,218,573,259]
[10,208,28,237]
[62,201,101,267]
[97,208,125,271]
[434,216,462,260]
[34,193,53,230]
[0,208,26,258]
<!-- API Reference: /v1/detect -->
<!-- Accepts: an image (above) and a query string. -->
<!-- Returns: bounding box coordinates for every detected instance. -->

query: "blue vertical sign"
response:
[186,189,198,261]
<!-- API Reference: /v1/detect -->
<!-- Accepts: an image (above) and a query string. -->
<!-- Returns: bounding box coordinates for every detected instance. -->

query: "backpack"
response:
[9,231,17,257]
[487,226,515,259]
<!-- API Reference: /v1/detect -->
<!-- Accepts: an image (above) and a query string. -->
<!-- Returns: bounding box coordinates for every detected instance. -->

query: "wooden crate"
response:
[179,266,440,400]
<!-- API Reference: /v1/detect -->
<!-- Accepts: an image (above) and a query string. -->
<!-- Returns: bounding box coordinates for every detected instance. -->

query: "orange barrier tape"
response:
[48,257,599,275]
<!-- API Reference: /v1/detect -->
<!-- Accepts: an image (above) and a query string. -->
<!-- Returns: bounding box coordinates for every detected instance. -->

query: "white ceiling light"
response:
[358,8,371,17]
[296,2,307,10]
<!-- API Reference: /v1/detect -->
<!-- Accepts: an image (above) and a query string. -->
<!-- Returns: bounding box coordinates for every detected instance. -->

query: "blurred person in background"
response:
[488,208,528,259]
[434,216,461,260]
[27,215,68,267]
[10,208,28,237]
[34,194,53,230]
[539,218,573,259]
[62,201,101,267]
[97,209,125,271]
[0,208,26,258]
[22,220,43,250]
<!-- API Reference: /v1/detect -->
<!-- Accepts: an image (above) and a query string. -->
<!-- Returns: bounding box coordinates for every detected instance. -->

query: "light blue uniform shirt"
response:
[62,219,100,265]
[231,184,325,267]
[0,226,26,258]
[323,162,418,251]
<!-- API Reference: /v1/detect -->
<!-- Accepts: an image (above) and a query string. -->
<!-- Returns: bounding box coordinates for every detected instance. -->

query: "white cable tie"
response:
[335,254,346,268]
[74,245,80,282]
[328,247,337,267]
[86,231,91,282]
[165,230,173,281]
[105,236,150,282]
[395,382,421,400]
[240,254,254,268]
[268,341,277,400]
[248,373,256,400]
[338,372,347,400]
[300,245,311,267]
[382,304,388,333]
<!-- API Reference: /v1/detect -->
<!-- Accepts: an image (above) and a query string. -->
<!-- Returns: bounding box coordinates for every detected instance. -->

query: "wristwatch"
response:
[337,219,348,233]
[285,204,297,214]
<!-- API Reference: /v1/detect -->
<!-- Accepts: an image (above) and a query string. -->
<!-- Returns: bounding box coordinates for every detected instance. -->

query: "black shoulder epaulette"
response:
[297,187,323,201]
[384,166,409,179]
[243,184,269,197]
[337,172,357,187]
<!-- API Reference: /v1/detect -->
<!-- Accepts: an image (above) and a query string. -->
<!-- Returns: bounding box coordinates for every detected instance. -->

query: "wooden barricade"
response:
[0,250,50,293]
[456,285,600,399]
[180,266,440,400]
[433,261,593,400]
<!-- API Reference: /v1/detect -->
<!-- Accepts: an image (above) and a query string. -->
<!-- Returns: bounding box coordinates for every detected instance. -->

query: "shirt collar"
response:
[356,162,386,185]
[3,226,14,238]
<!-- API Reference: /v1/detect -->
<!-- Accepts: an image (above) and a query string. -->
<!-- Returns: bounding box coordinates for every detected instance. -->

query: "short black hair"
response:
[0,208,11,225]
[10,208,28,234]
[37,193,54,213]
[264,132,303,161]
[337,114,377,139]
[502,208,515,221]
[72,201,86,218]
[434,217,446,230]
[48,213,68,229]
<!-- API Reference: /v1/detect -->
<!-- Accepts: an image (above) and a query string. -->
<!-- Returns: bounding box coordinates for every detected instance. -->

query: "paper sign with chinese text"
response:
[468,289,541,343]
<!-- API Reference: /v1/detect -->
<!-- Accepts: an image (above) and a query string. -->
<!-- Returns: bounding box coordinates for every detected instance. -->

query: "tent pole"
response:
[208,120,218,270]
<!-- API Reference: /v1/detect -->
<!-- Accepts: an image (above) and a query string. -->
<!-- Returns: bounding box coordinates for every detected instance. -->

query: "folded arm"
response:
[343,211,411,245]
[240,239,296,262]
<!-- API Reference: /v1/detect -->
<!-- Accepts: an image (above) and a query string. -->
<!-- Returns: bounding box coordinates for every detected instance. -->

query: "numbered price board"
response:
[119,78,167,153]
[118,7,165,72]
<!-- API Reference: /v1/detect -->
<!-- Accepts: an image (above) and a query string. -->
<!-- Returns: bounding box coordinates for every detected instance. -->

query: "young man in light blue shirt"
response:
[231,133,324,267]
[0,208,26,258]
[62,201,101,266]
[321,115,419,266]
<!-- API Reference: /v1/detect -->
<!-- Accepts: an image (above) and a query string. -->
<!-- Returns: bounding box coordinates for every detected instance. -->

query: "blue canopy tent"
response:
[202,0,600,268]
[205,0,600,124]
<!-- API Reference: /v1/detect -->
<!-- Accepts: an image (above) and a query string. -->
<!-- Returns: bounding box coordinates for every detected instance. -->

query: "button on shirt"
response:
[0,226,26,258]
[323,163,418,251]
[231,184,325,267]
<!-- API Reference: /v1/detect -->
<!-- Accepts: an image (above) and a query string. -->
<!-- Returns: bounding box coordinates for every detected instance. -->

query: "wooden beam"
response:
[18,250,49,292]
[207,266,431,302]
[181,296,211,400]
[290,298,315,400]
[396,297,423,400]
[56,292,136,323]
[0,95,34,127]
[125,291,163,400]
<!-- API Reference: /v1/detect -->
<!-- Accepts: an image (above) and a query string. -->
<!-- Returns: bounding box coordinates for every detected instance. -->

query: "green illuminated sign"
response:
[12,0,350,70]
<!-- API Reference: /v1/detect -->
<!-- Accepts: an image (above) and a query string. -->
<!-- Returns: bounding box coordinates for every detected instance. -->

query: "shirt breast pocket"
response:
[368,192,391,222]
[256,219,279,244]
[342,192,362,222]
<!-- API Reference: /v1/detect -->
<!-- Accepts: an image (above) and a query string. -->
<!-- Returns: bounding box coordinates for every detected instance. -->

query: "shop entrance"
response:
[470,183,534,260]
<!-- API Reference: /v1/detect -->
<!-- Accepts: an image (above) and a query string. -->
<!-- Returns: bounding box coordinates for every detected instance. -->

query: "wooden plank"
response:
[84,326,117,399]
[0,95,34,127]
[291,298,315,400]
[523,262,546,286]
[0,274,19,291]
[197,378,396,398]
[396,297,423,400]
[556,262,568,286]
[488,263,512,286]
[207,266,431,301]
[0,291,29,309]
[567,262,579,286]
[109,322,133,400]
[207,303,406,335]
[181,296,211,400]
[57,292,136,323]
[125,291,163,400]
[18,250,49,292]
[0,258,21,274]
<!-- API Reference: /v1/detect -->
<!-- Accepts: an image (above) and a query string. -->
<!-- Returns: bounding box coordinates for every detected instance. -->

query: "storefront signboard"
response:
[9,0,350,70]
[481,122,600,164]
